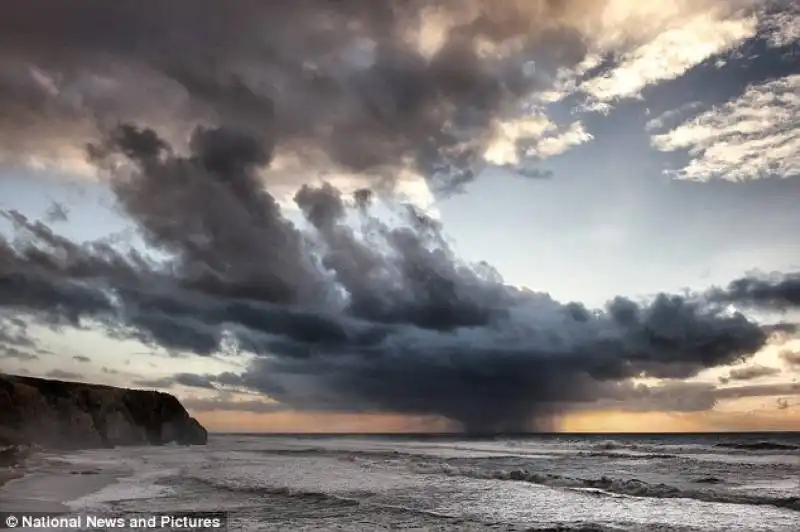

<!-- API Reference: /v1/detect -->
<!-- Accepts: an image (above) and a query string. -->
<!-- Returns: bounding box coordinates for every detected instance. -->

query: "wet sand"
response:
[0,468,24,490]
[0,445,28,493]
[0,451,122,512]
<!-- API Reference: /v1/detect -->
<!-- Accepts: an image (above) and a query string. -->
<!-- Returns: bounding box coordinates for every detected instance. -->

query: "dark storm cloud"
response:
[0,313,44,366]
[589,381,719,413]
[720,364,782,383]
[575,380,800,413]
[0,122,784,432]
[0,315,34,348]
[0,0,598,189]
[164,378,800,415]
[714,382,800,400]
[709,272,800,310]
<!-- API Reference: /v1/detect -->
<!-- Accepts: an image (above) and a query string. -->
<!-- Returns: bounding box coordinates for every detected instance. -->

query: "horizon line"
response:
[208,430,800,436]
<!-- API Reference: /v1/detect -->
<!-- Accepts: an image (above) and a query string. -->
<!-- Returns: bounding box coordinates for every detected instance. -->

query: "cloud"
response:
[0,123,785,433]
[135,373,220,390]
[483,114,592,172]
[708,270,800,309]
[537,1,777,107]
[651,74,800,181]
[761,0,800,48]
[133,377,175,389]
[0,346,38,361]
[179,377,800,415]
[714,381,800,399]
[2,1,793,190]
[645,101,704,132]
[72,355,91,363]
[587,381,719,413]
[45,369,82,380]
[1,1,799,433]
[780,348,800,368]
[181,396,289,414]
[594,380,800,413]
[44,202,70,223]
[720,364,781,383]
[0,0,614,191]
[537,1,799,121]
[580,11,757,105]
[0,314,42,364]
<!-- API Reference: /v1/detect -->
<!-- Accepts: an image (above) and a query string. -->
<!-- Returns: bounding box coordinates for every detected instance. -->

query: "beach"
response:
[0,445,30,494]
[0,445,123,514]
[1,433,799,531]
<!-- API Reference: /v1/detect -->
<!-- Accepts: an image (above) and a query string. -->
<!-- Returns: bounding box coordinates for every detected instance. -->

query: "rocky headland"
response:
[0,374,207,450]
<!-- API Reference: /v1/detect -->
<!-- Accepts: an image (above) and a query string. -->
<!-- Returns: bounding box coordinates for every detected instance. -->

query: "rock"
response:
[0,374,208,449]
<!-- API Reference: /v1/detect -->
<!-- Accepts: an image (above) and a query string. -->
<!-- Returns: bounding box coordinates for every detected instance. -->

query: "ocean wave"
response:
[577,451,677,460]
[526,525,624,532]
[181,476,515,526]
[590,440,633,451]
[416,464,800,511]
[583,441,679,459]
[185,475,365,507]
[714,441,799,452]
[261,447,414,462]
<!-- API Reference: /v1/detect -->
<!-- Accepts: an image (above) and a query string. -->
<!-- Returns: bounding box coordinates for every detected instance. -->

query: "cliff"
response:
[0,374,207,449]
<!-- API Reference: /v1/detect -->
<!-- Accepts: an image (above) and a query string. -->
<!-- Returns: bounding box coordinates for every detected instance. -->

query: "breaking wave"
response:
[180,475,546,527]
[416,464,800,511]
[581,441,679,458]
[180,475,366,507]
[577,451,677,460]
[590,440,633,451]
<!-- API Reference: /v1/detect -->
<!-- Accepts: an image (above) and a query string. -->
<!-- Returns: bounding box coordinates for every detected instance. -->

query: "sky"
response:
[0,0,799,433]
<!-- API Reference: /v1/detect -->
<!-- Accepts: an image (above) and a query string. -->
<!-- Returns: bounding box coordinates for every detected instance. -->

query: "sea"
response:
[2,433,799,531]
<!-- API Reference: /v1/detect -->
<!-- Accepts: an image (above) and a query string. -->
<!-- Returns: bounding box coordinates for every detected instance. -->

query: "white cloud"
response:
[580,13,757,104]
[650,74,799,181]
[645,101,704,132]
[527,121,593,159]
[483,112,592,173]
[529,1,760,107]
[534,1,798,115]
[483,113,555,166]
[533,53,604,104]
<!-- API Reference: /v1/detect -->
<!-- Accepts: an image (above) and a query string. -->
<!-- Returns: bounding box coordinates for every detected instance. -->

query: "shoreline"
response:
[0,444,32,489]
[0,446,124,513]
[0,468,25,489]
